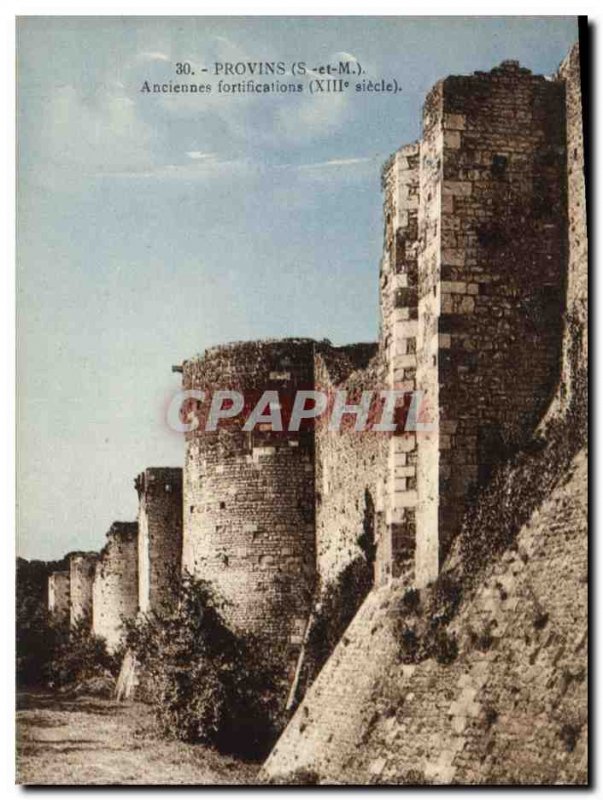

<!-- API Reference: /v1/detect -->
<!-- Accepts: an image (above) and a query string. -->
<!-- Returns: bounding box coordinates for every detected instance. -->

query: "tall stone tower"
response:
[135,467,183,614]
[69,552,98,628]
[180,339,317,669]
[48,571,70,625]
[379,61,568,587]
[92,521,138,651]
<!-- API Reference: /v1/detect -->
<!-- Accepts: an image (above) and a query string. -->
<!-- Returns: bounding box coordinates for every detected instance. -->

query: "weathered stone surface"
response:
[261,45,587,786]
[92,522,138,652]
[69,552,98,628]
[261,449,587,785]
[48,571,70,626]
[181,339,319,674]
[377,57,572,588]
[136,467,182,614]
[542,42,588,426]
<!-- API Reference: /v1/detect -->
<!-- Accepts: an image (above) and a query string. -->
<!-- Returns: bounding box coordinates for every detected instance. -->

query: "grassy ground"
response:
[16,690,261,785]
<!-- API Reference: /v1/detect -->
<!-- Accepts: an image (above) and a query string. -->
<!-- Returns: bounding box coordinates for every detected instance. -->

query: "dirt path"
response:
[16,691,260,785]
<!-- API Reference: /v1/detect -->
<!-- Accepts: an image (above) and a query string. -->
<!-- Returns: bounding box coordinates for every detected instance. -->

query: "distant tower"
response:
[180,339,317,671]
[69,552,98,628]
[379,61,568,586]
[92,522,138,651]
[48,571,70,625]
[135,467,183,614]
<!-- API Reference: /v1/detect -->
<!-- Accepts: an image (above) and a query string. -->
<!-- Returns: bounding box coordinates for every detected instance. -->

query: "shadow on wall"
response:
[292,488,377,707]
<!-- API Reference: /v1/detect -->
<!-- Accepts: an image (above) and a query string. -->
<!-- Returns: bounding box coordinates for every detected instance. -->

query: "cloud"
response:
[332,51,359,64]
[92,157,254,181]
[186,151,217,160]
[26,40,368,192]
[137,51,170,62]
[272,52,362,144]
[127,38,357,147]
[275,90,349,143]
[36,83,158,187]
[293,157,374,171]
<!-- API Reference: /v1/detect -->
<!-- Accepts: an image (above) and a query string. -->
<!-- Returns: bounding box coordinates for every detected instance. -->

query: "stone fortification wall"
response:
[313,343,383,590]
[181,339,318,671]
[48,571,70,625]
[92,522,138,651]
[69,552,98,628]
[262,449,587,785]
[136,467,183,614]
[545,41,588,423]
[378,60,569,586]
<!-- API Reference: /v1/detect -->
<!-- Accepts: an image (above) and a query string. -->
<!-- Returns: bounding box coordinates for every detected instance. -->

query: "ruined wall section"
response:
[546,42,587,422]
[414,82,445,587]
[412,63,568,581]
[92,522,138,651]
[313,344,384,590]
[181,339,317,669]
[48,571,70,625]
[69,552,97,628]
[378,143,423,584]
[136,467,183,614]
[379,142,420,361]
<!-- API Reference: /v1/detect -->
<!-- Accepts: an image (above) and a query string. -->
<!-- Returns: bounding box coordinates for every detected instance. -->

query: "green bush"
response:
[17,604,60,688]
[46,615,120,691]
[124,575,280,759]
[16,558,65,687]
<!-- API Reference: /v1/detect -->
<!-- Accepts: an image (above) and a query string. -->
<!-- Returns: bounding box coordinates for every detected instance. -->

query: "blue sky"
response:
[16,16,578,559]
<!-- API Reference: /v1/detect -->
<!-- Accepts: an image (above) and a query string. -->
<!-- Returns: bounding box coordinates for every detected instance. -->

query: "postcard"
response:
[16,15,588,785]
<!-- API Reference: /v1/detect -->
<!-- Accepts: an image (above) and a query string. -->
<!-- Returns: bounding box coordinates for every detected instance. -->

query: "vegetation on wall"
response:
[123,574,282,759]
[16,557,65,687]
[45,616,120,693]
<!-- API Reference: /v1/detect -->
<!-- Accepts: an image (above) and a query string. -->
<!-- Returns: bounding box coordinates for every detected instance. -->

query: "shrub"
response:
[16,558,65,687]
[433,630,458,665]
[533,610,549,630]
[303,555,372,682]
[401,588,421,613]
[45,615,120,692]
[560,722,581,753]
[17,605,61,688]
[124,574,280,759]
[483,706,498,729]
[399,626,419,660]
[267,768,321,785]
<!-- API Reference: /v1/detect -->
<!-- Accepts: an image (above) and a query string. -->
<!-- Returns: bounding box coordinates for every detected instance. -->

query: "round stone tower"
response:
[69,551,98,628]
[180,339,317,666]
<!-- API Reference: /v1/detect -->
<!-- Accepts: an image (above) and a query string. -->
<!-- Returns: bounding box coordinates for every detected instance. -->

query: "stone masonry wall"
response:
[433,61,567,567]
[48,571,70,625]
[69,552,98,628]
[92,522,138,652]
[181,339,317,672]
[414,85,444,587]
[378,61,569,587]
[262,44,585,785]
[547,42,588,420]
[313,343,384,590]
[262,448,587,785]
[136,467,183,614]
[378,143,423,584]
